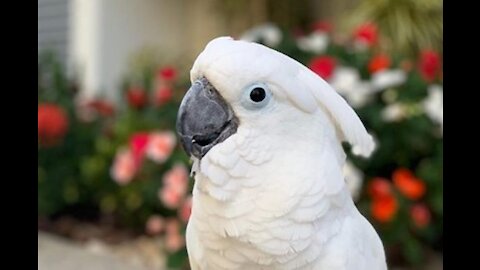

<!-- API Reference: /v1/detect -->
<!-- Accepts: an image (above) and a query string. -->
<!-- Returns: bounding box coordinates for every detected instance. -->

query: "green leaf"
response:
[166,248,188,269]
[403,237,424,265]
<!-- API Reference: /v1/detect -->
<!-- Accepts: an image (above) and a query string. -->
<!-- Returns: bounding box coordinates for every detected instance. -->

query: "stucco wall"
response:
[69,0,188,101]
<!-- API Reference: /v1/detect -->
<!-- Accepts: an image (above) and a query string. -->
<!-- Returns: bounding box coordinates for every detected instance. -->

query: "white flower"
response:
[330,67,373,108]
[370,69,407,92]
[345,82,373,108]
[329,68,406,108]
[297,32,329,54]
[330,67,360,95]
[382,103,408,122]
[240,23,282,47]
[343,161,364,201]
[423,84,443,130]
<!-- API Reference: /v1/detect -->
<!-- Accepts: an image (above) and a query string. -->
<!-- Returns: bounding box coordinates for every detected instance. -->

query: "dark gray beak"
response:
[176,77,238,159]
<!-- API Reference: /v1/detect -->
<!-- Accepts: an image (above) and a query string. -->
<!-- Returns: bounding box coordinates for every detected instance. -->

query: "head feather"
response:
[190,37,375,157]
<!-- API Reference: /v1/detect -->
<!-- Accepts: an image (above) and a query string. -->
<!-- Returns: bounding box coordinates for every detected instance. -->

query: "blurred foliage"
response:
[220,0,442,56]
[38,51,101,215]
[38,51,193,268]
[342,0,443,56]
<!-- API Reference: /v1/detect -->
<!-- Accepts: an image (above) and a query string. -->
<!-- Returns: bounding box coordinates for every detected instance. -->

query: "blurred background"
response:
[38,0,442,269]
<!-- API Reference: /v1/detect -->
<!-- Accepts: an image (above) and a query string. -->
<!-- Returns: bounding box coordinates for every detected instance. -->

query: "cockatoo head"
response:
[177,37,374,160]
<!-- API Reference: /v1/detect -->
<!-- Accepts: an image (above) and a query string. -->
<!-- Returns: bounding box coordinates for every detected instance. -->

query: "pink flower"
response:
[145,215,165,235]
[146,131,176,163]
[178,196,192,223]
[159,187,183,209]
[129,132,150,167]
[164,219,185,252]
[164,164,189,196]
[111,149,137,185]
[158,164,189,208]
[165,232,185,252]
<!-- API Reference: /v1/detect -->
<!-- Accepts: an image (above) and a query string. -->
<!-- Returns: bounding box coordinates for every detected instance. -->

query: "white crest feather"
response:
[295,67,376,157]
[190,36,375,157]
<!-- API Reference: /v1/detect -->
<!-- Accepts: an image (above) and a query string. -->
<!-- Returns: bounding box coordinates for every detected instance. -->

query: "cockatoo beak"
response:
[176,77,238,159]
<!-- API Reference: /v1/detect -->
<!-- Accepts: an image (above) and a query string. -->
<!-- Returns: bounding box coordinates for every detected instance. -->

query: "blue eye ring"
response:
[241,83,271,110]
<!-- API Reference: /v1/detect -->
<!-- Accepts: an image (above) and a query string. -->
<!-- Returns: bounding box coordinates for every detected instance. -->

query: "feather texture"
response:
[186,37,386,270]
[191,37,375,157]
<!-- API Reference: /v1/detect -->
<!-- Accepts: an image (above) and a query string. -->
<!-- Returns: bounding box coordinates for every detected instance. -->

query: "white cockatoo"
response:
[176,37,387,270]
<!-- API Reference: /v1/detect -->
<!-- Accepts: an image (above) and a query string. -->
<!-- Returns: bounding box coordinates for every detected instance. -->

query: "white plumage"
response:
[185,37,387,270]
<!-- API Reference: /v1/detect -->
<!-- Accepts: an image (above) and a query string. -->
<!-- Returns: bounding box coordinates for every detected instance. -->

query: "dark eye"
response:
[249,87,266,102]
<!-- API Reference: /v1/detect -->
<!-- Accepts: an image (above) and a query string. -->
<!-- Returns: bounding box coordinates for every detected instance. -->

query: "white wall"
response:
[58,0,356,101]
[69,0,187,102]
[38,0,69,66]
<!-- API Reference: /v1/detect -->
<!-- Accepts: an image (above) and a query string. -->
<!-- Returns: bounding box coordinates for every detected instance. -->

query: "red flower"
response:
[38,103,69,146]
[153,86,173,106]
[126,87,147,109]
[354,22,378,46]
[76,99,115,123]
[312,21,333,33]
[371,195,398,223]
[367,177,392,199]
[129,132,150,167]
[419,50,441,82]
[309,56,336,80]
[393,168,426,200]
[368,54,390,74]
[86,100,115,117]
[410,203,431,228]
[157,66,177,81]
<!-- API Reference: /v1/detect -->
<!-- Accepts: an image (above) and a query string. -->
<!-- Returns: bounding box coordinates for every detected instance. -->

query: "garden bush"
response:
[38,21,442,268]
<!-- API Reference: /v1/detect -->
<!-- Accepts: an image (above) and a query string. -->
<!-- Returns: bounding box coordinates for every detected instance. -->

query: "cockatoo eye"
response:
[250,87,266,102]
[242,83,271,110]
